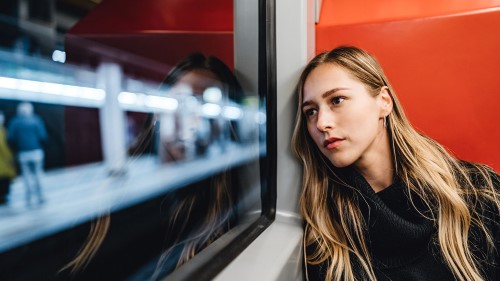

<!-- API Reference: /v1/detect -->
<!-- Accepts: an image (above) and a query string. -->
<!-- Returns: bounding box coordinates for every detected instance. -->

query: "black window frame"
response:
[162,0,277,279]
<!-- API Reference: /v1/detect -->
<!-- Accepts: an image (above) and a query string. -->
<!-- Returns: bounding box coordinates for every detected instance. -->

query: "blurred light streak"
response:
[222,106,243,120]
[202,103,222,117]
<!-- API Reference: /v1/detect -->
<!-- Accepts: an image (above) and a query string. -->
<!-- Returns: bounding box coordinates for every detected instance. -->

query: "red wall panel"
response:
[317,4,500,170]
[66,0,234,82]
[319,0,500,26]
[70,0,233,34]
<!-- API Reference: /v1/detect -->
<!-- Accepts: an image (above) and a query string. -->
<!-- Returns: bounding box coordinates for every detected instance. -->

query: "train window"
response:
[0,0,275,280]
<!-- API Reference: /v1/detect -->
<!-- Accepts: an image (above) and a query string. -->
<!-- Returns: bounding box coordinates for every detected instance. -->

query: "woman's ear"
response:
[378,86,393,117]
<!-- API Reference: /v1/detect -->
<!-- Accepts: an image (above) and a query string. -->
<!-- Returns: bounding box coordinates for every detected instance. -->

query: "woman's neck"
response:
[357,165,394,193]
[354,131,394,193]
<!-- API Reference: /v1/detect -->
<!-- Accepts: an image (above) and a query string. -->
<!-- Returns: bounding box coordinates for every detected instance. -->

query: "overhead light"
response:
[222,106,243,120]
[203,87,222,103]
[144,95,178,111]
[0,76,105,101]
[255,111,267,124]
[118,91,140,105]
[52,50,66,63]
[202,103,221,117]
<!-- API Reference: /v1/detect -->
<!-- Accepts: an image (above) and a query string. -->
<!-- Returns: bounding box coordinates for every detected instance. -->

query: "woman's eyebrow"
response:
[302,87,349,108]
[322,87,348,99]
[302,100,314,108]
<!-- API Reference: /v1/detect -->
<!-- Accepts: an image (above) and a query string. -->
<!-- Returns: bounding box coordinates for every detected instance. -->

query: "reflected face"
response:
[302,64,386,168]
[172,69,223,97]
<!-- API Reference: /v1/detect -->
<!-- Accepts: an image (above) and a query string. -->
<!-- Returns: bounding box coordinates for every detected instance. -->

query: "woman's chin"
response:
[328,158,353,168]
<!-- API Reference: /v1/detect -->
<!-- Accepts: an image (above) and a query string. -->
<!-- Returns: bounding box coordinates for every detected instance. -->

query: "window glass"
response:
[0,1,268,280]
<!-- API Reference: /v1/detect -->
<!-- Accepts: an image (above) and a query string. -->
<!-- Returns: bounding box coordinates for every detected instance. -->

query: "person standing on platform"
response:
[8,102,48,206]
[0,111,16,205]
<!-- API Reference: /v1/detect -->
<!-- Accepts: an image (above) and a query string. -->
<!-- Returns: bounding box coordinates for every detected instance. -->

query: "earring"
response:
[383,116,387,128]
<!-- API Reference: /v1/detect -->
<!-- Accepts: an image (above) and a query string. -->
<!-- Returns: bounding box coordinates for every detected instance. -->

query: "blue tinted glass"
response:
[0,2,266,280]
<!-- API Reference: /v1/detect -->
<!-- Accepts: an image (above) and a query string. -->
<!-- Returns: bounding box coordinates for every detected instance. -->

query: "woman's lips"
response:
[323,138,344,149]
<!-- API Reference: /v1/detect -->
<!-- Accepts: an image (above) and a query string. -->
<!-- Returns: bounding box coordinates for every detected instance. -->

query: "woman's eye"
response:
[304,108,317,117]
[332,97,345,105]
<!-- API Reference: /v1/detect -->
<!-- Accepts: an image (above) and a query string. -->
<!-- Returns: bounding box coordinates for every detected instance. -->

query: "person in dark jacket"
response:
[291,46,500,281]
[8,102,47,206]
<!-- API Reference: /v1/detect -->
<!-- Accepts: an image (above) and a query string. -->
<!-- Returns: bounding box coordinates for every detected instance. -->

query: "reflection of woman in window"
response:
[158,53,243,162]
[64,53,242,280]
[292,46,499,281]
[148,53,242,277]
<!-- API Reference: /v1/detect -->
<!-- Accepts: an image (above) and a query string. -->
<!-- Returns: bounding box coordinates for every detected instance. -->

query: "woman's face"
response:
[172,69,223,97]
[302,63,390,168]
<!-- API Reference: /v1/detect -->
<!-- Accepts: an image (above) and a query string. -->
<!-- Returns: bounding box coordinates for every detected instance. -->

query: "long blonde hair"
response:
[61,172,235,279]
[291,46,499,281]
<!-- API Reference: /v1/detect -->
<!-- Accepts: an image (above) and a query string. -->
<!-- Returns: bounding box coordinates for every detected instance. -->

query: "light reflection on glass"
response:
[0,50,266,281]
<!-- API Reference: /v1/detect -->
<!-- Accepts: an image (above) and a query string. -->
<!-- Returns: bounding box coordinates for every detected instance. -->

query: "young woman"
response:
[291,46,500,281]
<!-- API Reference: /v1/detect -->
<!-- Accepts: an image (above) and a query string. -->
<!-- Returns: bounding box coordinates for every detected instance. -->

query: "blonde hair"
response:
[62,172,234,279]
[291,46,499,281]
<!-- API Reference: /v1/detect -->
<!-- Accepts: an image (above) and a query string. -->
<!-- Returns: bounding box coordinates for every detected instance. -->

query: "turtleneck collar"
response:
[333,166,436,269]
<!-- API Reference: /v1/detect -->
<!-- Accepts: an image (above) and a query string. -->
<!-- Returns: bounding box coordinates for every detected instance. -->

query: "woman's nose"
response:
[316,109,334,132]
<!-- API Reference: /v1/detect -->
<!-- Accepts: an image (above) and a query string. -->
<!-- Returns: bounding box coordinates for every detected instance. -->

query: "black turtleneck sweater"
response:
[306,167,500,281]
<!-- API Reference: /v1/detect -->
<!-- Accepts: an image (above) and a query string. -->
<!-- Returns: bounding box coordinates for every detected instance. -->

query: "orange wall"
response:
[317,0,500,171]
[319,0,500,25]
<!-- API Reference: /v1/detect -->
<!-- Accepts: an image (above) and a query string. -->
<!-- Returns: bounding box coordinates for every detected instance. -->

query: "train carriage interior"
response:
[0,0,499,280]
